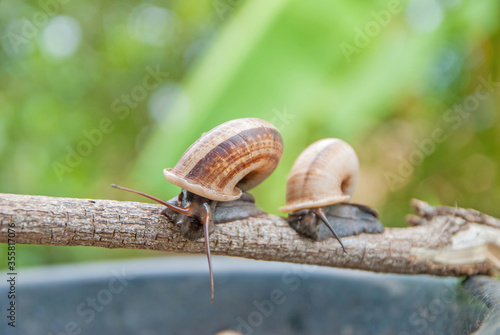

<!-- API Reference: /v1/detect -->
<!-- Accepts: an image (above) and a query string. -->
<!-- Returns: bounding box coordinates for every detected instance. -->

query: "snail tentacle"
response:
[111,184,192,215]
[202,202,215,302]
[313,207,347,253]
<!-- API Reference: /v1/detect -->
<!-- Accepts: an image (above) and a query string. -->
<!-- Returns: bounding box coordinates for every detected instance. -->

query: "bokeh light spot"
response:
[128,5,177,46]
[406,0,443,32]
[40,15,82,59]
[148,83,191,126]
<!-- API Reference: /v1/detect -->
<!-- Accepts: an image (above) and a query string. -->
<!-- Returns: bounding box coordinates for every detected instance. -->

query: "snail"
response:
[279,138,384,251]
[112,118,283,301]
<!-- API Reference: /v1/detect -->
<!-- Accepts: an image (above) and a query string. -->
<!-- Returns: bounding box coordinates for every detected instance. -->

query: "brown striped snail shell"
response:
[280,138,383,251]
[163,118,283,201]
[112,118,283,301]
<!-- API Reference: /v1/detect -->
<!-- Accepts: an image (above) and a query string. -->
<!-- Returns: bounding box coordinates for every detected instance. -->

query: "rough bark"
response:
[1,193,499,276]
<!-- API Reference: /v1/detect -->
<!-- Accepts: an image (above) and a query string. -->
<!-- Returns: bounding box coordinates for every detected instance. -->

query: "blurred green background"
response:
[0,0,499,268]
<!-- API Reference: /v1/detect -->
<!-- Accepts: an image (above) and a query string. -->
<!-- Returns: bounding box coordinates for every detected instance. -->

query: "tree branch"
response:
[1,193,499,276]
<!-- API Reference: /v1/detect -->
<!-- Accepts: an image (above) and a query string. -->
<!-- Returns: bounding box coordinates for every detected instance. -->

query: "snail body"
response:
[113,118,283,301]
[162,191,263,241]
[287,203,383,242]
[280,139,383,251]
